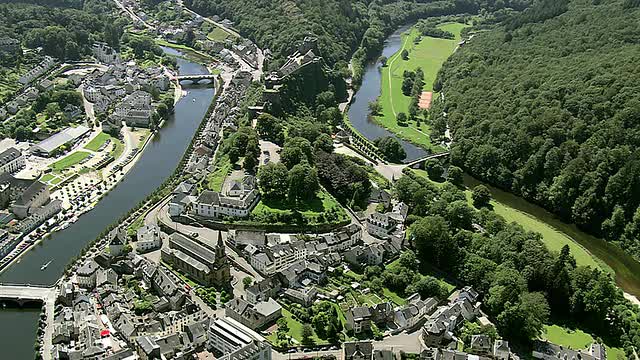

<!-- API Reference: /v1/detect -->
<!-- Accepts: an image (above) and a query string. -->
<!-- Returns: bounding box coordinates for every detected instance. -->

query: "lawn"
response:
[207,27,231,42]
[266,307,327,346]
[375,22,468,152]
[542,325,626,360]
[411,169,607,272]
[206,155,232,192]
[40,174,55,182]
[110,138,125,160]
[49,151,91,172]
[84,132,111,151]
[251,190,349,225]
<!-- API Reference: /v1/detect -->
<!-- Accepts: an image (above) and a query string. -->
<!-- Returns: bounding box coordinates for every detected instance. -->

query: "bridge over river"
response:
[0,284,57,360]
[176,73,217,84]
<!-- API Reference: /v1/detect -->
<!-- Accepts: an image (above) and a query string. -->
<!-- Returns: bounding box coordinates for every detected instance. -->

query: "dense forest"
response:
[0,0,126,60]
[431,0,640,258]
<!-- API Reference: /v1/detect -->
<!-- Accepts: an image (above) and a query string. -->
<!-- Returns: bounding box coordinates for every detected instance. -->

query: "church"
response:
[161,231,231,288]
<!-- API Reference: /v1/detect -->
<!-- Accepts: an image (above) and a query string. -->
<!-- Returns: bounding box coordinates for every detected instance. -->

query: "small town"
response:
[0,0,639,360]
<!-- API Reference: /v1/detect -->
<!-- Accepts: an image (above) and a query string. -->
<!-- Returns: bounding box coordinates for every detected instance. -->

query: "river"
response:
[347,25,428,162]
[0,50,216,359]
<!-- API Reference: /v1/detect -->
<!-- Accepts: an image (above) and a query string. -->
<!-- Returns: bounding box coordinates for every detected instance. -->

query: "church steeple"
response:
[215,230,226,263]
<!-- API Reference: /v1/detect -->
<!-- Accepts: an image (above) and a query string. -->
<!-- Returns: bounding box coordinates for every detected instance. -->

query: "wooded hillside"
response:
[184,0,533,75]
[432,0,640,257]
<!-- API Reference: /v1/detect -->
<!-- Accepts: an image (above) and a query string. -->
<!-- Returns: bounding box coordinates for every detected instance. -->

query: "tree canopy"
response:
[432,0,640,259]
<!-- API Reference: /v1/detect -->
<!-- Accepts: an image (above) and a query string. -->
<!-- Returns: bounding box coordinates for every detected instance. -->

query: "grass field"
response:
[542,325,625,359]
[375,22,468,152]
[40,174,55,182]
[251,190,349,225]
[266,307,327,346]
[411,170,607,272]
[206,155,232,192]
[207,27,231,42]
[84,132,111,151]
[49,151,91,172]
[110,139,125,160]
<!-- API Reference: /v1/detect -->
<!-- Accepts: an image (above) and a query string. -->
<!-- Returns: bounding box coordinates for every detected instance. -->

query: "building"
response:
[344,243,385,267]
[136,224,163,253]
[32,125,91,157]
[168,192,193,217]
[194,176,260,219]
[343,341,373,360]
[19,56,55,85]
[366,212,400,240]
[393,294,438,330]
[249,241,309,275]
[532,341,605,360]
[14,199,62,234]
[161,232,230,287]
[224,297,282,329]
[228,229,266,247]
[113,91,155,128]
[92,42,121,65]
[207,317,272,360]
[76,260,100,289]
[345,306,372,334]
[11,180,50,219]
[0,148,25,175]
[245,278,281,304]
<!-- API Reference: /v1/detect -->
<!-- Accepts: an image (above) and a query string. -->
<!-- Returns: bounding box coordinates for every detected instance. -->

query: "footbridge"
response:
[176,74,217,84]
[403,152,450,168]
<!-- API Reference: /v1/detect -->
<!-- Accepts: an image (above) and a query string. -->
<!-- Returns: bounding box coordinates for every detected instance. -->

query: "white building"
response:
[207,317,271,360]
[136,224,163,253]
[113,90,154,128]
[0,148,25,175]
[194,189,259,219]
[32,125,91,157]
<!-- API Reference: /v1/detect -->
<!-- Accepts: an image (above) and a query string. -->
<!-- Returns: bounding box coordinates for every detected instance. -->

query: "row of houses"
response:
[237,224,361,275]
[19,55,56,85]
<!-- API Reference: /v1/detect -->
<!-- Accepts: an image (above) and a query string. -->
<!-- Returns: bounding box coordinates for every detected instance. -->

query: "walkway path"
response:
[386,33,411,118]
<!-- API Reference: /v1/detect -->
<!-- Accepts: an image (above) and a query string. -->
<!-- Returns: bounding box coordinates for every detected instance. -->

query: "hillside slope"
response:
[433,0,640,257]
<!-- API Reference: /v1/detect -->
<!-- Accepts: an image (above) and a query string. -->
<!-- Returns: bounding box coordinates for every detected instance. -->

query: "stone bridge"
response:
[0,284,56,306]
[176,74,217,84]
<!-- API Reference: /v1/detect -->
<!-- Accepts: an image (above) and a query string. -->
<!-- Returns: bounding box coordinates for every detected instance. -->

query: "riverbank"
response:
[372,22,467,153]
[461,173,640,299]
[345,25,429,162]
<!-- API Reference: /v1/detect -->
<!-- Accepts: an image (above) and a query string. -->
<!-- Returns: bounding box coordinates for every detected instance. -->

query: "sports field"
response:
[375,22,468,151]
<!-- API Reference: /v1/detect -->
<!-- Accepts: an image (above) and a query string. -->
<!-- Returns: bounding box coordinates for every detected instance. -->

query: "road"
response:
[112,0,154,29]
